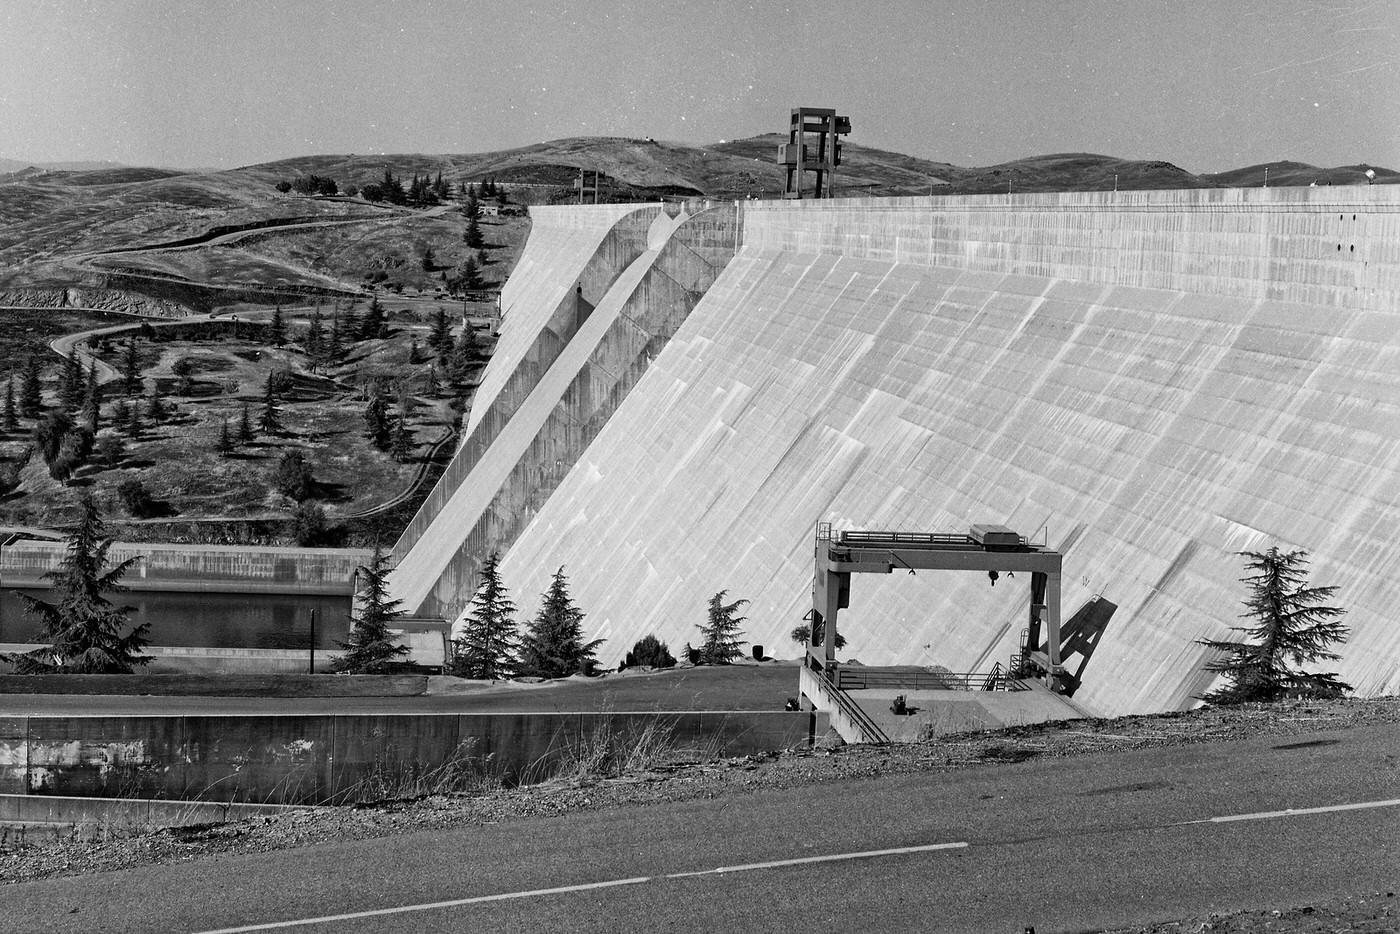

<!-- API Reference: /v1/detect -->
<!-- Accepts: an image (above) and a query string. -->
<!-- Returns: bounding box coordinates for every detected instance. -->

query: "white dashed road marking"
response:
[193,841,969,933]
[193,796,1400,933]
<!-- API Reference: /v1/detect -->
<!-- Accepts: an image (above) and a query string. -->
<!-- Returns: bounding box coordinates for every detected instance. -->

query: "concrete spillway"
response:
[400,187,1400,716]
[391,203,738,617]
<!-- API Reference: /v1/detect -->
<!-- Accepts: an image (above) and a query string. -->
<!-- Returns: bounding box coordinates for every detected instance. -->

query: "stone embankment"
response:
[0,287,189,317]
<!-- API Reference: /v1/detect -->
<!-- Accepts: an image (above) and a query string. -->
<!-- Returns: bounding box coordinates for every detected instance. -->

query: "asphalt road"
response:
[2,723,1395,933]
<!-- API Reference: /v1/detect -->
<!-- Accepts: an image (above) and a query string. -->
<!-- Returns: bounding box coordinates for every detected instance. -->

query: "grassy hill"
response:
[0,137,1392,539]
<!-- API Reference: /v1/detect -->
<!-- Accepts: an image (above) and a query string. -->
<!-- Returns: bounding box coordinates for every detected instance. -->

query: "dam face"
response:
[398,187,1400,716]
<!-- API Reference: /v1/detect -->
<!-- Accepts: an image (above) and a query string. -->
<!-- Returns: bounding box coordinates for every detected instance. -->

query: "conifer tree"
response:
[1197,547,1351,704]
[215,418,234,456]
[424,365,441,398]
[304,307,325,370]
[359,296,386,341]
[268,305,287,347]
[146,392,166,425]
[464,214,484,250]
[458,256,484,292]
[342,304,362,344]
[60,355,84,411]
[697,591,748,665]
[326,313,345,365]
[428,308,453,356]
[237,403,255,444]
[111,398,130,433]
[390,413,412,462]
[258,372,282,435]
[19,355,43,419]
[517,567,604,678]
[121,340,142,397]
[363,381,391,450]
[0,494,149,673]
[125,398,143,440]
[85,359,100,409]
[332,548,411,673]
[2,375,17,432]
[408,335,424,365]
[450,552,517,680]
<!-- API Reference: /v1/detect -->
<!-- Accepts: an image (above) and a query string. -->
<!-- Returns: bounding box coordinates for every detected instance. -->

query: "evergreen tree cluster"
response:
[358,167,450,207]
[449,557,605,681]
[284,174,339,196]
[300,300,388,372]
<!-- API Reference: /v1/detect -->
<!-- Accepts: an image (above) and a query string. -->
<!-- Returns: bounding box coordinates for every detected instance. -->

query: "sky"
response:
[2,0,1396,172]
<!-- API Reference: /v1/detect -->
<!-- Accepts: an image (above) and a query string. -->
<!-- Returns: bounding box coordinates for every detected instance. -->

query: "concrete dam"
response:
[392,187,1400,716]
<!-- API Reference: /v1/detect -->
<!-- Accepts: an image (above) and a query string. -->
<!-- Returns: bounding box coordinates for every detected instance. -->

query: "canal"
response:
[0,589,352,650]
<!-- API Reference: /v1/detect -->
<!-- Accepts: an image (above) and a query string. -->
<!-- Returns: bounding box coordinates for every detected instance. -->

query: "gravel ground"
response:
[3,695,1397,933]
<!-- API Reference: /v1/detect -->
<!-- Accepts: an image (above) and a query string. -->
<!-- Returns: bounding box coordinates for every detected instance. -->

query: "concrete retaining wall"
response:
[2,541,370,594]
[0,711,809,803]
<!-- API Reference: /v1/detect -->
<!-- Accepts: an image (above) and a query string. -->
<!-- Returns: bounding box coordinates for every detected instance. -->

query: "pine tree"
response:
[215,419,234,456]
[85,359,101,410]
[464,215,484,250]
[428,308,453,356]
[258,372,282,435]
[342,304,362,344]
[237,403,255,444]
[2,375,17,432]
[390,413,412,462]
[1197,547,1351,704]
[125,398,143,440]
[304,307,325,370]
[268,305,287,346]
[408,335,424,365]
[450,552,517,680]
[121,340,142,397]
[326,313,345,364]
[363,382,391,450]
[517,567,604,678]
[145,392,166,425]
[458,256,484,292]
[697,591,748,665]
[358,296,385,341]
[111,399,130,433]
[19,355,43,418]
[0,494,150,673]
[424,365,441,398]
[59,355,84,411]
[332,548,411,673]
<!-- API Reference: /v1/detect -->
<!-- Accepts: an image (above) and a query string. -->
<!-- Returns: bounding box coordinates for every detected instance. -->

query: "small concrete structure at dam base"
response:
[389,186,1400,718]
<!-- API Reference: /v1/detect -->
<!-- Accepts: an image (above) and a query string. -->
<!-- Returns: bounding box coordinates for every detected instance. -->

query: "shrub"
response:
[116,477,157,518]
[292,501,328,546]
[626,634,676,669]
[274,449,313,501]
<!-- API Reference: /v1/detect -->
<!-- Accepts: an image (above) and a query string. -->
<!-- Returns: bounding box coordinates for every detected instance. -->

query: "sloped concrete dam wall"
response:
[392,203,739,618]
[499,188,1400,716]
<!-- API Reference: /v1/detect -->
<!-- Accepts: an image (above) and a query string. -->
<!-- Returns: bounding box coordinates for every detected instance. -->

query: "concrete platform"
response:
[847,681,1095,743]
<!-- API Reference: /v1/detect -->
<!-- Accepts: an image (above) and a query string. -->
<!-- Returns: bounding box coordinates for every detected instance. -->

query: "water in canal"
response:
[0,588,352,650]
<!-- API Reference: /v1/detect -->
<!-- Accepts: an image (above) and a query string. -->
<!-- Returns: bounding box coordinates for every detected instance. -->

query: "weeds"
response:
[525,710,727,786]
[328,740,503,805]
